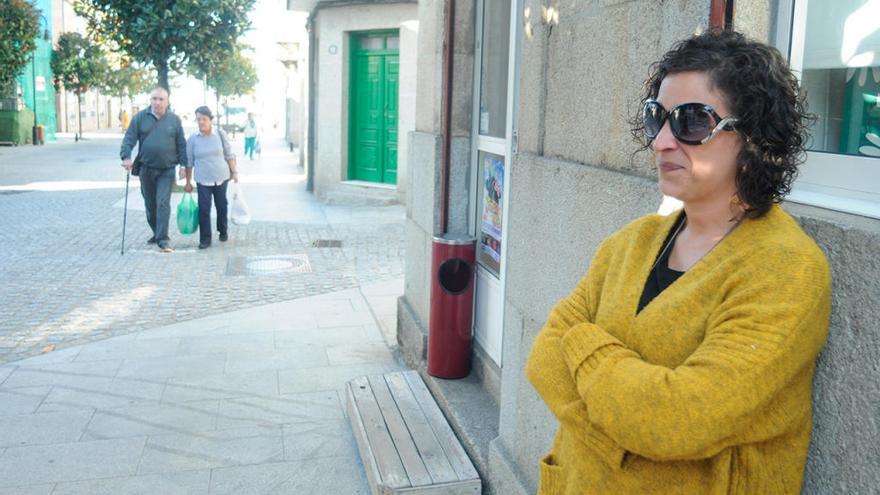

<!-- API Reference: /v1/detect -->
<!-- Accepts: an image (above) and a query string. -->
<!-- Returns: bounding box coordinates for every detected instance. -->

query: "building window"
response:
[780,0,880,218]
[478,0,511,138]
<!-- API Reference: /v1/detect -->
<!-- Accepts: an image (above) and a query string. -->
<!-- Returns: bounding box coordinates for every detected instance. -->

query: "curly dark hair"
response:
[631,29,814,218]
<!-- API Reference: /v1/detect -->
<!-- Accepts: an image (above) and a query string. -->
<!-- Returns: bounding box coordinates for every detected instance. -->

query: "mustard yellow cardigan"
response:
[526,205,831,495]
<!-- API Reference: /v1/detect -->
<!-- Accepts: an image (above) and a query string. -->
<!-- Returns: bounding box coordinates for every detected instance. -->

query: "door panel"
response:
[352,55,384,182]
[383,56,399,184]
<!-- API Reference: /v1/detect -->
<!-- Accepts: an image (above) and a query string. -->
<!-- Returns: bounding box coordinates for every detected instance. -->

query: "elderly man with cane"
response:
[120,87,187,253]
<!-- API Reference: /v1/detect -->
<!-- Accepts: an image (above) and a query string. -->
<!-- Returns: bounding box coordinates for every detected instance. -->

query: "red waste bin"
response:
[427,234,477,379]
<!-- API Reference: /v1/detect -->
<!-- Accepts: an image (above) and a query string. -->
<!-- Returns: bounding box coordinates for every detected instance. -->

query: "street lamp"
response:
[31,15,50,146]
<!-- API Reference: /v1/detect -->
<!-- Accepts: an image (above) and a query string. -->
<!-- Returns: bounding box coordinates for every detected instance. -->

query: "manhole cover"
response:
[312,239,343,248]
[247,259,299,271]
[226,254,312,276]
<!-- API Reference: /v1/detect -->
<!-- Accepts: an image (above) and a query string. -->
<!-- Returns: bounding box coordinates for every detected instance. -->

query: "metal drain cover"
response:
[226,254,312,276]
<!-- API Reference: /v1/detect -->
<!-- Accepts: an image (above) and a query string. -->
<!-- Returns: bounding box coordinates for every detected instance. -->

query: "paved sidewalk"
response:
[0,280,405,494]
[0,130,410,492]
[0,132,405,363]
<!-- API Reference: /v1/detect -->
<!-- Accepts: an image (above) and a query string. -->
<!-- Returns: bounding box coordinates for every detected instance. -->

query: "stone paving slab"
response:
[162,370,279,403]
[51,470,211,495]
[137,426,285,475]
[38,377,166,412]
[0,437,146,486]
[223,346,329,374]
[273,324,384,347]
[0,409,94,448]
[83,400,220,440]
[278,363,401,396]
[207,457,370,494]
[214,390,343,430]
[0,483,56,495]
[0,386,51,415]
[282,417,361,461]
[2,359,122,389]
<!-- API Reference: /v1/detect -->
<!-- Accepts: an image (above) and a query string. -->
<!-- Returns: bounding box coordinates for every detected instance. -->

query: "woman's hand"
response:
[231,171,239,183]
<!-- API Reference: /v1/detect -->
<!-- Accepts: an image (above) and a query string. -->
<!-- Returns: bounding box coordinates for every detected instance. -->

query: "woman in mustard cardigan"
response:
[526,30,831,494]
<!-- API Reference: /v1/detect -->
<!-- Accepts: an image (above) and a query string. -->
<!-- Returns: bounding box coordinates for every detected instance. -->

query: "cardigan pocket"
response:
[538,454,565,494]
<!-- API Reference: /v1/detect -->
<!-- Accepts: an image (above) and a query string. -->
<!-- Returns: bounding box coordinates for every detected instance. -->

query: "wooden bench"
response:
[346,370,482,495]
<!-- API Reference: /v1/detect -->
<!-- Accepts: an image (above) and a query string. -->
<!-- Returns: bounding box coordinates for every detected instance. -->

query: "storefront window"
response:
[476,151,504,275]
[781,0,880,218]
[478,0,510,137]
[800,0,880,157]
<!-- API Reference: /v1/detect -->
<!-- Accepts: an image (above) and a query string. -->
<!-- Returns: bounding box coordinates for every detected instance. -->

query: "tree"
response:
[51,32,107,140]
[0,0,40,96]
[74,0,255,92]
[102,57,153,108]
[191,46,257,126]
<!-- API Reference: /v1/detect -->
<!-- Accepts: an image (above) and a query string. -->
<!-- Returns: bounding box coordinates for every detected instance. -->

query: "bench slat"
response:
[403,371,480,482]
[383,372,458,485]
[368,374,433,487]
[348,375,410,490]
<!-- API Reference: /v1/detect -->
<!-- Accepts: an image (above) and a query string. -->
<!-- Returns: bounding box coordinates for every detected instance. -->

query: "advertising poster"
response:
[480,156,504,265]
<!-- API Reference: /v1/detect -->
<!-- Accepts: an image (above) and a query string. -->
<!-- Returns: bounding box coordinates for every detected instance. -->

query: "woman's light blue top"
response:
[185,128,235,185]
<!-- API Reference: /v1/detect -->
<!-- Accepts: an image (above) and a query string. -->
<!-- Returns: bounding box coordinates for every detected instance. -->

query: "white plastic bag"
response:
[230,182,251,225]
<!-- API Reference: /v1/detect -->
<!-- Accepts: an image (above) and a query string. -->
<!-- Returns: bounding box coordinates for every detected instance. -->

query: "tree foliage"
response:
[201,47,258,99]
[102,58,153,101]
[0,0,41,95]
[50,32,106,96]
[73,0,255,92]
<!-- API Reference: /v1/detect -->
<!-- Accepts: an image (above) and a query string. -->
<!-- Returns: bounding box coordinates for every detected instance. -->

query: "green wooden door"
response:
[350,32,399,185]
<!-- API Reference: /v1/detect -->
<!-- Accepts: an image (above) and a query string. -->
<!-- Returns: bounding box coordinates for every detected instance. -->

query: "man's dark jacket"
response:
[120,108,187,169]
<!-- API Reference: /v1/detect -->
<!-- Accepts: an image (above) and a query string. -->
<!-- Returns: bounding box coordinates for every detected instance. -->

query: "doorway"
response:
[348,30,400,184]
[469,0,520,366]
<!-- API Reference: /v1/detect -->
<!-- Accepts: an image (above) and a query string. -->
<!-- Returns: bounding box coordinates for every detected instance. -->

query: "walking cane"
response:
[121,170,130,255]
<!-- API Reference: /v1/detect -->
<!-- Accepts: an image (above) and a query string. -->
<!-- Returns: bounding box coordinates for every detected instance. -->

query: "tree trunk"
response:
[157,59,170,93]
[215,92,220,127]
[76,93,82,141]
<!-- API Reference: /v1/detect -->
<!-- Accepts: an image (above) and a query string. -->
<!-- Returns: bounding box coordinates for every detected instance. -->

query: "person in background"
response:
[182,106,239,249]
[120,87,187,253]
[243,113,258,160]
[119,109,129,131]
[526,30,830,494]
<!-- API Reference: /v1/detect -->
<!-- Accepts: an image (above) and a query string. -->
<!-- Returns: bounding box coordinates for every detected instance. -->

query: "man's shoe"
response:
[158,242,173,253]
[147,237,157,244]
[219,232,228,242]
[199,242,211,249]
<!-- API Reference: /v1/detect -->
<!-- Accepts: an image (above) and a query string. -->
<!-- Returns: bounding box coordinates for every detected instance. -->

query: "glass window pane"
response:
[478,0,511,138]
[476,151,504,275]
[801,0,880,157]
[359,37,383,50]
[386,36,400,49]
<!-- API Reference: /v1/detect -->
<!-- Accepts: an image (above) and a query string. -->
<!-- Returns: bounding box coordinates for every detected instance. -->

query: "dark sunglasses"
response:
[643,99,739,145]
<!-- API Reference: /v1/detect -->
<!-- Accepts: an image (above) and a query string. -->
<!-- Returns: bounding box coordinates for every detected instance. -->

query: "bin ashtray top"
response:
[432,233,476,246]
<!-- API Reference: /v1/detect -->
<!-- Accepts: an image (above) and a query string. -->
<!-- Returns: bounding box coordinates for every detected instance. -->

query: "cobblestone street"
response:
[0,132,405,364]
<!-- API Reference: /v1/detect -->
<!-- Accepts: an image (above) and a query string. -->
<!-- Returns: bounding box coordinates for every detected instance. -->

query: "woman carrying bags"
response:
[182,106,240,249]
